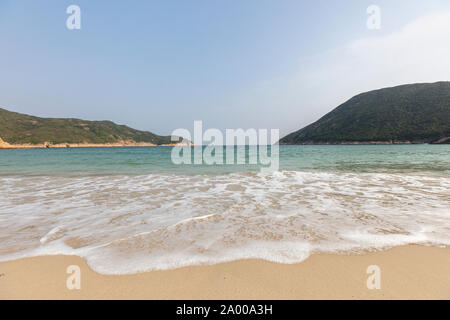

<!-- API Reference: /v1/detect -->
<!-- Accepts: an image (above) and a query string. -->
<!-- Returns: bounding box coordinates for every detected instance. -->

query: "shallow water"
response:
[0,145,449,273]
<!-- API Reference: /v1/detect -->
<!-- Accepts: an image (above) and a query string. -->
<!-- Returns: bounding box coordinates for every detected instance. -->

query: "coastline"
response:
[1,245,449,300]
[280,141,448,145]
[0,140,188,150]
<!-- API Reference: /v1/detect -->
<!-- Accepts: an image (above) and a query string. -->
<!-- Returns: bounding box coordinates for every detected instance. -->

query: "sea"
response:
[0,145,449,274]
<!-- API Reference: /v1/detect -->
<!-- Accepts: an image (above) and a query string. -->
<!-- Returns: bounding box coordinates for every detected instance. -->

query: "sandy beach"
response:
[0,245,448,300]
[0,139,188,149]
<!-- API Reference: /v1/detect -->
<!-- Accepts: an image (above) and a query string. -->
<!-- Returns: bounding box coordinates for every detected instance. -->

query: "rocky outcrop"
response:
[0,137,12,149]
[431,137,450,144]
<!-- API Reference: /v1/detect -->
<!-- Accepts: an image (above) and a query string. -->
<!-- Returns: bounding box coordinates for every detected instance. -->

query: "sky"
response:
[1,0,450,137]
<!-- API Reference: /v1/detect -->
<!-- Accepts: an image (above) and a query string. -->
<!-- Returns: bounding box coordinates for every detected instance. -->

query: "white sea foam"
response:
[0,171,449,274]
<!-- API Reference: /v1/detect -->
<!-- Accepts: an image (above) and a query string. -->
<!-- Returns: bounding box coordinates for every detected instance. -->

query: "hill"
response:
[281,82,450,145]
[0,108,180,147]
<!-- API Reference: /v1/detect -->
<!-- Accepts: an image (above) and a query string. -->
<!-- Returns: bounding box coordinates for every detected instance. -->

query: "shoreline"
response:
[280,141,448,145]
[2,142,449,149]
[0,142,187,150]
[1,245,449,300]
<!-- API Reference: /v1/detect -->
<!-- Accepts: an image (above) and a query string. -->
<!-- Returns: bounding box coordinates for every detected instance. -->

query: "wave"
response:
[0,171,449,274]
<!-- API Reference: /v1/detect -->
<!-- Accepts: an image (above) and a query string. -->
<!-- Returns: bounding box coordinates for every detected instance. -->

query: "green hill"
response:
[0,108,179,145]
[281,82,450,145]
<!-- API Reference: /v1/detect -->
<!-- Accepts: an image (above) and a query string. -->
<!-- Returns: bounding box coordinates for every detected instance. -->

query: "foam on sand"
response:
[0,171,449,274]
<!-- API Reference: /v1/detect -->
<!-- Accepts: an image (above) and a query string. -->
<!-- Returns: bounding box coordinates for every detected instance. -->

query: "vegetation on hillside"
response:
[0,108,178,145]
[281,82,450,144]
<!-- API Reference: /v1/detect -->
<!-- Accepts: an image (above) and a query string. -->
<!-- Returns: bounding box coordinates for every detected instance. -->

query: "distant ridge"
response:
[0,107,181,148]
[281,82,450,145]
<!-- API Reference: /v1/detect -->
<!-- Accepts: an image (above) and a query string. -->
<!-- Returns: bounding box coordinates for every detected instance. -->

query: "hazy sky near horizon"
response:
[1,0,450,137]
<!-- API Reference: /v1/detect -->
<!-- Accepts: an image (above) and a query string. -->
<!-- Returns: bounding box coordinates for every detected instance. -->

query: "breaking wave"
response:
[0,171,449,274]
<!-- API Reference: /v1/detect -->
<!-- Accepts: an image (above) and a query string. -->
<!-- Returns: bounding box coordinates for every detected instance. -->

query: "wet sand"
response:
[0,245,449,300]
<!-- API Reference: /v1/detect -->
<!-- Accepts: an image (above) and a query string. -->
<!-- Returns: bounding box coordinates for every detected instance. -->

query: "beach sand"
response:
[0,245,449,300]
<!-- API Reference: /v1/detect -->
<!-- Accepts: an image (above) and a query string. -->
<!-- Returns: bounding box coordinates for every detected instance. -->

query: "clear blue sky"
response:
[1,0,450,136]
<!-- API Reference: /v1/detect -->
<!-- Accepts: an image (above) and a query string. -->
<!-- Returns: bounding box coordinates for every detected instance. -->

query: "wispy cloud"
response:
[231,10,450,136]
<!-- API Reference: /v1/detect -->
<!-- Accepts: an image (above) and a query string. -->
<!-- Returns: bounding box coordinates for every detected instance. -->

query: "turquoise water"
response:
[0,144,449,273]
[0,145,449,176]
